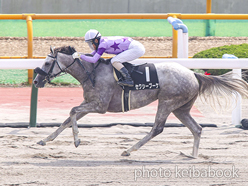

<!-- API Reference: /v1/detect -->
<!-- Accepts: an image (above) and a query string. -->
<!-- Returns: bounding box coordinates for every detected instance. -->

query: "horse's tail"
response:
[194,72,248,110]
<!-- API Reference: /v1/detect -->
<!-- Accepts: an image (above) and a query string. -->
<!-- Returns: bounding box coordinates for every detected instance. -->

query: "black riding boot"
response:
[118,67,134,87]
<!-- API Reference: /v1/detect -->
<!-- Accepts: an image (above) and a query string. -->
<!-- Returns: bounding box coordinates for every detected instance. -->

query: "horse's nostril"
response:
[33,80,38,85]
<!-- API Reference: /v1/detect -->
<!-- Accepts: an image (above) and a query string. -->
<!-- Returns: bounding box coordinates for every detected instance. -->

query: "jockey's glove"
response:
[72,52,81,59]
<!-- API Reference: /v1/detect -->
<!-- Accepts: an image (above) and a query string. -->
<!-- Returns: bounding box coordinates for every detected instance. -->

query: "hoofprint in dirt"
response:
[0,93,248,185]
[0,93,247,185]
[0,119,247,186]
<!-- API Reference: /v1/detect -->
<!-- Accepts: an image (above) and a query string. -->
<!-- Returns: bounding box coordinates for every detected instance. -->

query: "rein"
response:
[77,58,101,87]
[34,49,101,87]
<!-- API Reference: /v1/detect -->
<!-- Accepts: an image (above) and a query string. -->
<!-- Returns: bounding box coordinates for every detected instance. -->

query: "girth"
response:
[114,62,160,112]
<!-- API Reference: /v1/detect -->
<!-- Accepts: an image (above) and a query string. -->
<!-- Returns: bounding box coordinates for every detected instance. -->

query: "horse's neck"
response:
[67,60,111,88]
[67,61,91,83]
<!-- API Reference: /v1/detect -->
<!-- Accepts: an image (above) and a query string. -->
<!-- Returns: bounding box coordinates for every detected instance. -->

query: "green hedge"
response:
[193,43,248,75]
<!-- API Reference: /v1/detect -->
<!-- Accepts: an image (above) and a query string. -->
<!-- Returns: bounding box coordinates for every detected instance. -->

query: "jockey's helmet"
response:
[85,29,101,51]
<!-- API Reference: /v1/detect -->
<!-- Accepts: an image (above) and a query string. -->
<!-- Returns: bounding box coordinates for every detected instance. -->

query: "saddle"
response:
[113,62,160,112]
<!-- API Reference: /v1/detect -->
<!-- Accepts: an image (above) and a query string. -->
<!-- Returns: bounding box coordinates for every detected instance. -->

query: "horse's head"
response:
[33,46,76,88]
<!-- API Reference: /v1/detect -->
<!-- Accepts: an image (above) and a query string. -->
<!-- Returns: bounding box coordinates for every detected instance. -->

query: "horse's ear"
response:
[50,46,55,54]
[69,46,76,54]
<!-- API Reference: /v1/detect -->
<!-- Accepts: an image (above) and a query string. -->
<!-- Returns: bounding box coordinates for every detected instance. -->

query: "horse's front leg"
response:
[37,112,87,146]
[70,101,106,148]
[71,113,80,147]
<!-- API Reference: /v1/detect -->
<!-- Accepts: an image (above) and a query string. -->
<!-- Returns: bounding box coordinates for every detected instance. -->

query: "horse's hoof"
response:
[74,139,81,148]
[179,151,196,159]
[37,140,46,146]
[121,151,130,156]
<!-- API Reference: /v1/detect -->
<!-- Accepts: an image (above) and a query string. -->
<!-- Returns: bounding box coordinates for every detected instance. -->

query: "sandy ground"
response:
[1,37,248,185]
[1,97,248,186]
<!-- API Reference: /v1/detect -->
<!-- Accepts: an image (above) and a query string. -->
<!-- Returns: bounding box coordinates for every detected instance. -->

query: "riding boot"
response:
[118,67,134,87]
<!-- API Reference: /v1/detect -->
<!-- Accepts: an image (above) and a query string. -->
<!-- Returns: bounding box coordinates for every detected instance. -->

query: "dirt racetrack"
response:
[1,37,248,185]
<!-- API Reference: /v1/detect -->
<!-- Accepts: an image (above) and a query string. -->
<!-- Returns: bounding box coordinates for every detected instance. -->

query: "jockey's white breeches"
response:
[111,40,145,63]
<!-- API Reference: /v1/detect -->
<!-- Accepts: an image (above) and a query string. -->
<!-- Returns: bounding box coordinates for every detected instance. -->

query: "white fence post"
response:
[222,54,242,125]
[182,32,188,58]
[167,16,188,58]
[232,69,242,125]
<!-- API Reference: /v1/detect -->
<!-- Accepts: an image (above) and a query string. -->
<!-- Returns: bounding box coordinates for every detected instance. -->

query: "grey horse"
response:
[33,46,248,158]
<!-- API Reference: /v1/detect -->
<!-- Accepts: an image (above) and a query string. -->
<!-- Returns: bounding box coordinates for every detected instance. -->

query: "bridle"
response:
[34,47,101,87]
[34,52,77,85]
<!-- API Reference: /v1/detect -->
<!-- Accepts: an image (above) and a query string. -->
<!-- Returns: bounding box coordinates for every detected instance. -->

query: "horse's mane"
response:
[52,46,108,64]
[53,46,76,55]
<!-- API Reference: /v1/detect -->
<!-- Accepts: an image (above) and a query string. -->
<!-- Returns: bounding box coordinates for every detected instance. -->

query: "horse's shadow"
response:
[18,154,229,168]
[28,159,186,167]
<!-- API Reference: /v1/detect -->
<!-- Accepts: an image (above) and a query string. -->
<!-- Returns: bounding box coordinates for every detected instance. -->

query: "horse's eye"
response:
[45,62,50,66]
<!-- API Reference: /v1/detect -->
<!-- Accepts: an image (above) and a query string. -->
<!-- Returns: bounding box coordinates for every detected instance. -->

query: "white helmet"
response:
[85,29,101,51]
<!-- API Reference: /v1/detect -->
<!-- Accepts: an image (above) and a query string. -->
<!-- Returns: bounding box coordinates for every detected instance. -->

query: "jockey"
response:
[72,29,145,87]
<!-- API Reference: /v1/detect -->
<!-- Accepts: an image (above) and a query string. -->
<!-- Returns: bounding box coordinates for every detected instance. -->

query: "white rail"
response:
[0,59,44,69]
[1,58,248,69]
[134,58,248,69]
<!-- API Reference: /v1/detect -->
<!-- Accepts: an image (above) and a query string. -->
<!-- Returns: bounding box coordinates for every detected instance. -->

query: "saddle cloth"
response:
[113,62,160,90]
[113,62,160,112]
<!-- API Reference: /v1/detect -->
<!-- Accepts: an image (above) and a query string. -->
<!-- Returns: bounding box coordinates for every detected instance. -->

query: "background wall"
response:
[0,0,247,14]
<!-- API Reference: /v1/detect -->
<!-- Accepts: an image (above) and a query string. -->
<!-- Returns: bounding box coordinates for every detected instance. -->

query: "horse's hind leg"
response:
[37,112,87,146]
[172,98,202,158]
[121,100,171,156]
